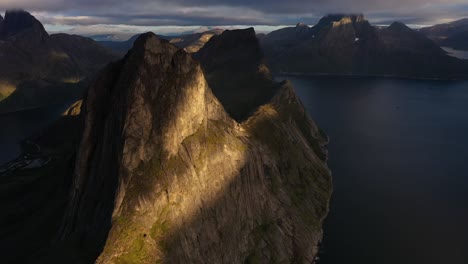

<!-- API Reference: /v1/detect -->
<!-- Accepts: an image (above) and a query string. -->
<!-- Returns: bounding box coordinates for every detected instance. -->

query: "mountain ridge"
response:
[98,29,224,56]
[261,14,468,79]
[420,18,468,50]
[0,10,117,113]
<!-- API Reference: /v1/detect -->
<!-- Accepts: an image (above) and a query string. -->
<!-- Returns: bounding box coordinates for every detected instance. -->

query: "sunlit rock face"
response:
[57,33,331,263]
[0,81,16,101]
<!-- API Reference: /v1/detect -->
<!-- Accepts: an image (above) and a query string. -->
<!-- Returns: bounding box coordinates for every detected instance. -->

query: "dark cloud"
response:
[0,0,467,35]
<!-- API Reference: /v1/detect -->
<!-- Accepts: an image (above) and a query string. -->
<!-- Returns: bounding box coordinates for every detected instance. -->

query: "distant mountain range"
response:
[261,14,468,79]
[420,18,468,51]
[0,10,117,113]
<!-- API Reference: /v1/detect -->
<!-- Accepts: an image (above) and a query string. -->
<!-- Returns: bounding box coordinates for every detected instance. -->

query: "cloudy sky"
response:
[1,0,467,39]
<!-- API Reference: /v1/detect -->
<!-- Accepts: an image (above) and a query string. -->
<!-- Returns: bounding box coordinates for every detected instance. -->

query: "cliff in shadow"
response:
[194,28,278,121]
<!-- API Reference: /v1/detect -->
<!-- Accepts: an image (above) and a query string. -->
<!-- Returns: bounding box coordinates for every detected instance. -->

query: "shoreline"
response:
[275,72,468,82]
[0,100,77,116]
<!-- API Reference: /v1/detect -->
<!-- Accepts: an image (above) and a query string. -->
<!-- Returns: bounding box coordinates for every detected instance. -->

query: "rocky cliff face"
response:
[194,28,278,121]
[46,32,331,263]
[0,31,331,263]
[261,14,468,79]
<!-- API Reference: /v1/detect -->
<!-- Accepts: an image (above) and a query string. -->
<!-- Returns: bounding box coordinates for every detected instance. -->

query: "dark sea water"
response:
[285,76,468,264]
[1,77,467,263]
[442,47,468,60]
[0,102,73,164]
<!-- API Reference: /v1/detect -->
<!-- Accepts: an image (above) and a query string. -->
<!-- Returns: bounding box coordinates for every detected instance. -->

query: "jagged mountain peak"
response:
[131,32,172,54]
[0,22,331,263]
[1,10,47,38]
[388,21,412,31]
[318,14,367,26]
[59,31,223,239]
[54,29,330,264]
[296,22,308,28]
[194,28,277,121]
[214,27,257,42]
[194,27,264,76]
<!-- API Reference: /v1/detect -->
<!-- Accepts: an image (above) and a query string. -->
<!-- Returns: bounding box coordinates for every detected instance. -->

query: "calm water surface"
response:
[442,47,468,60]
[286,76,468,264]
[0,103,73,164]
[1,78,467,263]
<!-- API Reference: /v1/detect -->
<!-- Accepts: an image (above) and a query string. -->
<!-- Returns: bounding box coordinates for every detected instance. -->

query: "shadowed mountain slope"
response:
[420,18,468,51]
[194,28,279,121]
[0,10,117,113]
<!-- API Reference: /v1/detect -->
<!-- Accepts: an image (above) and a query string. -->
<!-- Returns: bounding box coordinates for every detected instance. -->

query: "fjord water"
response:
[286,76,468,264]
[0,103,73,164]
[0,77,467,263]
[442,47,468,60]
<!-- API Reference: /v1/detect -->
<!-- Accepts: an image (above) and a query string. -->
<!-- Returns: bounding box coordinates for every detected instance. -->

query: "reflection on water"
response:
[0,102,73,164]
[284,76,468,264]
[442,47,468,60]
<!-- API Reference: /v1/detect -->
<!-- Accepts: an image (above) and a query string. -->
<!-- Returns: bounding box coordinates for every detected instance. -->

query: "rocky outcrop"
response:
[261,14,468,79]
[46,32,331,263]
[194,28,278,121]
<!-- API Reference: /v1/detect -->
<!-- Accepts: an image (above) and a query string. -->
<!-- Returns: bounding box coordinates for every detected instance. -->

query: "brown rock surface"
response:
[59,33,332,263]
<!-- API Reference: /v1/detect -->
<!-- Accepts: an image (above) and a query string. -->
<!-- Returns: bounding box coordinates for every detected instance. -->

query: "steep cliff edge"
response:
[55,32,331,263]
